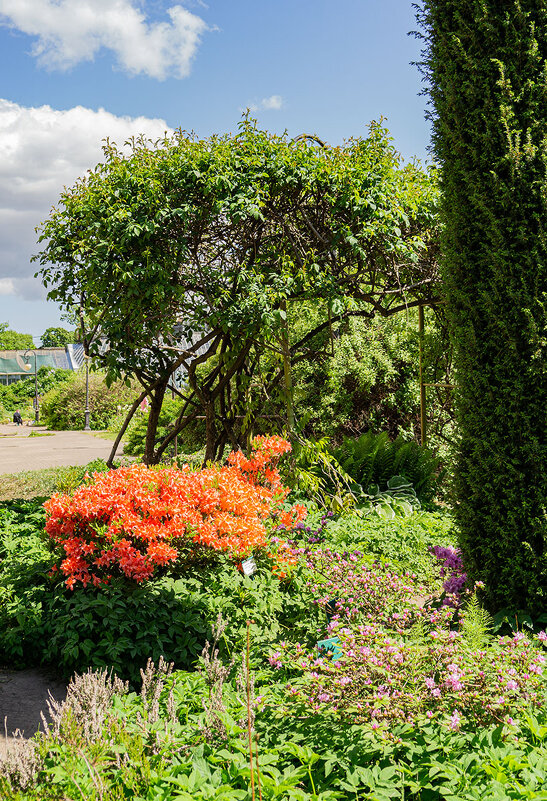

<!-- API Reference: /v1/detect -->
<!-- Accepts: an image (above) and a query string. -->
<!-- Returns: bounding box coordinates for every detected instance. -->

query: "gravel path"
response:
[0,424,122,474]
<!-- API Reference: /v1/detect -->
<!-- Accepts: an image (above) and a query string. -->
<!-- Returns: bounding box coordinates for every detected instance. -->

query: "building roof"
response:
[0,346,82,376]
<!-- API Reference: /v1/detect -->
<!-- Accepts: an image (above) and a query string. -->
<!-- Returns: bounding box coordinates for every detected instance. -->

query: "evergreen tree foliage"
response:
[417,1,547,614]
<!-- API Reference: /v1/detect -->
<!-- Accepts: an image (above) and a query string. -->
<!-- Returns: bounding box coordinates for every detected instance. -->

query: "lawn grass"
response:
[0,466,84,501]
[0,467,66,501]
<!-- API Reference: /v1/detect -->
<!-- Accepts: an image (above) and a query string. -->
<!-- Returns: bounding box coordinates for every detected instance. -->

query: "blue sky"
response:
[0,0,430,342]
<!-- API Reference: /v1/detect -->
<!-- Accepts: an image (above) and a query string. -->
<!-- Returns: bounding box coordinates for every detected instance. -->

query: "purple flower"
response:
[430,545,468,606]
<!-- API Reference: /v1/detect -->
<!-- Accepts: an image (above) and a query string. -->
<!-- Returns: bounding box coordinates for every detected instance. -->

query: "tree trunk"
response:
[107,387,149,467]
[143,381,167,465]
[203,402,217,465]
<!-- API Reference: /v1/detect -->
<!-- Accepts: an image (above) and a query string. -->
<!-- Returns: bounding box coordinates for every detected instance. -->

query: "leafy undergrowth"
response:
[1,650,546,800]
[301,509,455,582]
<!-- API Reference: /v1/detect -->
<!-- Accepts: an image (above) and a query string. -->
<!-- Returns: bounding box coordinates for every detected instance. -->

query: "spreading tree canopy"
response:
[41,327,74,348]
[35,119,440,463]
[417,1,547,615]
[0,322,34,351]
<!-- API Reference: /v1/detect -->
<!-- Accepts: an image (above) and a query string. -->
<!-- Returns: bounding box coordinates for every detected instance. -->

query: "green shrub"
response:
[0,401,10,423]
[40,555,319,684]
[331,429,443,503]
[0,367,72,413]
[41,371,135,430]
[290,306,422,441]
[0,495,319,682]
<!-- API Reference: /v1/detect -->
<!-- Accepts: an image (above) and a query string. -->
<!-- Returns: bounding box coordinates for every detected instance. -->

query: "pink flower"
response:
[449,710,461,731]
[268,653,282,669]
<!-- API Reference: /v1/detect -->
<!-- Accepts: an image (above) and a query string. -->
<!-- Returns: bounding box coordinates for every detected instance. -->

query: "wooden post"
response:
[280,300,295,432]
[418,305,427,447]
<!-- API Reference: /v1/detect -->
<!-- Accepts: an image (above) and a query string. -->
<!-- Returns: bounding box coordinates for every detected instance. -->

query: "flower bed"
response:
[271,546,547,729]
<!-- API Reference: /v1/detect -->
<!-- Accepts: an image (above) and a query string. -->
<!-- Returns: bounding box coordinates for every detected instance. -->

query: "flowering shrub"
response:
[44,436,305,589]
[430,544,468,606]
[270,547,547,728]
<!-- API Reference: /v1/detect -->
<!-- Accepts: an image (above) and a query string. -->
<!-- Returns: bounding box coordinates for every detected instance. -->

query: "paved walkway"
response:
[0,424,123,474]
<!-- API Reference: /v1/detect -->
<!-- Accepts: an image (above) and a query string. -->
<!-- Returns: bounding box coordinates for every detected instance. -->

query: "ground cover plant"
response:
[1,546,546,800]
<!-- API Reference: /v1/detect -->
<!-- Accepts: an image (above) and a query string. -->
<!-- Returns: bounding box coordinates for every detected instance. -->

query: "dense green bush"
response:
[290,306,421,441]
[418,1,547,615]
[0,367,72,414]
[39,562,318,685]
[40,371,135,430]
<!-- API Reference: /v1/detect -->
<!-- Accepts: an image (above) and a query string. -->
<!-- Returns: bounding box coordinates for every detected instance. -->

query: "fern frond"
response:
[460,594,493,651]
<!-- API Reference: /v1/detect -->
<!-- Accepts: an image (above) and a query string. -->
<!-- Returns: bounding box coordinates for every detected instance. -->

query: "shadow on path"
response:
[0,668,67,757]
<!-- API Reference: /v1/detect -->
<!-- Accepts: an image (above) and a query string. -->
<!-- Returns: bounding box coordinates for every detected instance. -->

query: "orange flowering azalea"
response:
[44,436,306,589]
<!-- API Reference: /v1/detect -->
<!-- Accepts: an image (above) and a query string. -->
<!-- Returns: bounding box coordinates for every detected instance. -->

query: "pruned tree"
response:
[35,119,440,465]
[416,1,547,615]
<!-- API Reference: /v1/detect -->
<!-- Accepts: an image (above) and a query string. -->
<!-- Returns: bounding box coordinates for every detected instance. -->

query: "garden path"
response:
[0,668,66,758]
[0,424,123,474]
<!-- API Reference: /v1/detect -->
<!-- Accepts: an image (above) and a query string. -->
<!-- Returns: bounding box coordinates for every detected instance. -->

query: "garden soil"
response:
[0,668,66,758]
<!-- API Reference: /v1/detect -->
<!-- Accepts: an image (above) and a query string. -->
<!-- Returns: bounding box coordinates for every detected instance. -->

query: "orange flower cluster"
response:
[44,436,305,589]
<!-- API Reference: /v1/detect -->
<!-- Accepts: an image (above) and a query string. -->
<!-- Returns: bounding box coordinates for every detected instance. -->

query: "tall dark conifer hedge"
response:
[417,1,547,614]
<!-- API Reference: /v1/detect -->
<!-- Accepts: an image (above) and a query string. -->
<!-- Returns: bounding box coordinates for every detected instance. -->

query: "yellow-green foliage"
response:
[41,371,135,431]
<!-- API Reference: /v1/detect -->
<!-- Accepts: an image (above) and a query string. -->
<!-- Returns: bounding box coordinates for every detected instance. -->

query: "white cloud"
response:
[0,0,209,79]
[242,95,283,114]
[0,278,15,296]
[261,94,282,111]
[0,98,174,300]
